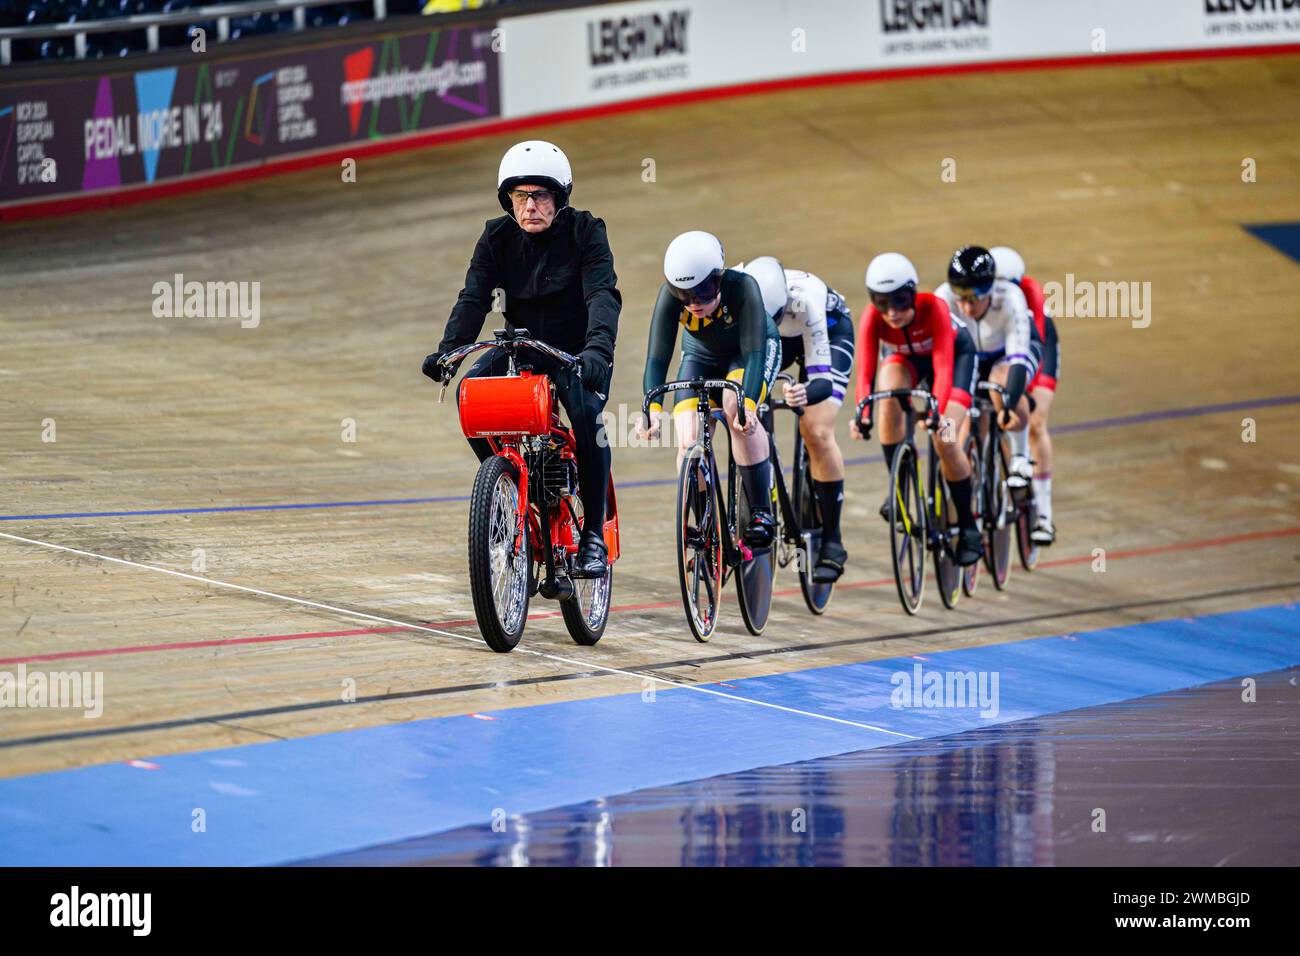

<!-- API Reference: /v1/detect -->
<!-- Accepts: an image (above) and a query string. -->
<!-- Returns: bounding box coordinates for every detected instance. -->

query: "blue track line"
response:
[2,393,1297,523]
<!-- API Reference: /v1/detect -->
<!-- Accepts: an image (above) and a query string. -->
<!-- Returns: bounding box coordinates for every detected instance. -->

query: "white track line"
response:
[0,530,917,739]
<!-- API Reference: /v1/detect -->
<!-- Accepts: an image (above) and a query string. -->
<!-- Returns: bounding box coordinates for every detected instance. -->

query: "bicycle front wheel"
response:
[677,449,722,642]
[794,436,833,615]
[468,455,532,653]
[1016,492,1040,572]
[962,433,981,597]
[889,442,926,615]
[735,469,776,636]
[987,435,1013,590]
[931,447,961,610]
[560,495,611,646]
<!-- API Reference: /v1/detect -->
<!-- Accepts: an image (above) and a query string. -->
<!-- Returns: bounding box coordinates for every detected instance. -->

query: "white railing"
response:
[0,0,390,65]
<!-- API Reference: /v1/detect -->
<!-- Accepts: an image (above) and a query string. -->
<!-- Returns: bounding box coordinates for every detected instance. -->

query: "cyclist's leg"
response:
[455,348,511,463]
[938,326,976,485]
[1030,315,1059,536]
[802,317,854,550]
[877,354,918,473]
[552,363,611,533]
[725,337,781,545]
[988,337,1038,480]
[671,352,725,472]
[875,356,917,521]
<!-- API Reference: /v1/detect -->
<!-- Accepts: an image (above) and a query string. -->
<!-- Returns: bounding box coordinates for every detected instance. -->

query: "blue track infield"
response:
[0,603,1295,865]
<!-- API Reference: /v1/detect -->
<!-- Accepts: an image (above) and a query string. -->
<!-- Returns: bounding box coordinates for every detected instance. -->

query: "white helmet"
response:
[664,231,725,303]
[736,256,788,319]
[990,246,1026,284]
[497,140,573,212]
[865,252,919,294]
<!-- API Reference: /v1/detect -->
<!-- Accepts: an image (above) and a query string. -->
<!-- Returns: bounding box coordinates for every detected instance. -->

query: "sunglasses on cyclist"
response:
[951,281,994,302]
[869,288,916,313]
[668,271,723,306]
[506,188,556,206]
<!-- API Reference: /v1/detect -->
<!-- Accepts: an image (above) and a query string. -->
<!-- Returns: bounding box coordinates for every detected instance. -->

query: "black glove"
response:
[926,408,943,432]
[576,350,610,394]
[803,379,833,406]
[854,415,872,440]
[422,351,451,383]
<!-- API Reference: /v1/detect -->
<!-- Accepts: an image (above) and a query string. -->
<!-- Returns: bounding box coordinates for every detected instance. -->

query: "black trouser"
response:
[458,348,611,531]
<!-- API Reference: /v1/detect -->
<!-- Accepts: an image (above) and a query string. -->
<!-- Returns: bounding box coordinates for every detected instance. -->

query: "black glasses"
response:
[668,271,723,306]
[870,288,916,313]
[507,188,556,206]
[951,280,993,302]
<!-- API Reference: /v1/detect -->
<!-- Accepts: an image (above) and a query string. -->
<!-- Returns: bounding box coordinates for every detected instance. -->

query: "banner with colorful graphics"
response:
[0,24,500,206]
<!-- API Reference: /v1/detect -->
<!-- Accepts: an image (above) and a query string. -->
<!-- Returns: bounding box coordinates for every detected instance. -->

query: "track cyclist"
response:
[421,140,621,578]
[639,231,782,550]
[990,245,1059,546]
[853,252,984,567]
[935,245,1042,497]
[736,256,855,582]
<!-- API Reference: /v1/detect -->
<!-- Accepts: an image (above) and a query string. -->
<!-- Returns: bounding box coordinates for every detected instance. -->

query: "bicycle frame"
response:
[443,334,620,596]
[642,377,752,573]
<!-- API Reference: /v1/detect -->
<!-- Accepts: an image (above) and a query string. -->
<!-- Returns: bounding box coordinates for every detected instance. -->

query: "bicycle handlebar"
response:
[642,378,748,428]
[439,337,580,376]
[855,388,939,424]
[769,372,804,417]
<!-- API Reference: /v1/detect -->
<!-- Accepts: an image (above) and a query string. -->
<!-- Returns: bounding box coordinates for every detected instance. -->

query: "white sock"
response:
[1009,425,1029,460]
[1033,476,1053,521]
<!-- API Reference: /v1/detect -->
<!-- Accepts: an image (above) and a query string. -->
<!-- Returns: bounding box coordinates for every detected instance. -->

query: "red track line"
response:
[6,42,1299,222]
[4,525,1296,667]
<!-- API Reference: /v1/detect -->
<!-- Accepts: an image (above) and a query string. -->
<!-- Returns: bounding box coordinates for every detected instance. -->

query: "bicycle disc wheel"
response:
[559,496,611,646]
[1016,491,1040,572]
[794,438,833,615]
[468,455,531,653]
[889,443,926,615]
[987,436,1013,590]
[676,449,722,642]
[931,447,961,610]
[735,469,776,636]
[961,433,981,597]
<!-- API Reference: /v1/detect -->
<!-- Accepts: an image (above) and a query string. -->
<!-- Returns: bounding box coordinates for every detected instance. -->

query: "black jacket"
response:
[438,207,621,366]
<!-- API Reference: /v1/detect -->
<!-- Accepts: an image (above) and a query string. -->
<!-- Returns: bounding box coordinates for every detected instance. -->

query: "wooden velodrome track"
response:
[2,53,1299,780]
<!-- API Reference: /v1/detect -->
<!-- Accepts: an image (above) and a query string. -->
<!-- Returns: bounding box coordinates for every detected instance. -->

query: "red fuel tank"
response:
[458,372,553,438]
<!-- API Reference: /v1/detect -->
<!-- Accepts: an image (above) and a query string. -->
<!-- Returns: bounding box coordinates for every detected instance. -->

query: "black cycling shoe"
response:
[571,529,609,579]
[743,509,777,550]
[812,540,847,583]
[956,525,984,566]
[879,494,891,523]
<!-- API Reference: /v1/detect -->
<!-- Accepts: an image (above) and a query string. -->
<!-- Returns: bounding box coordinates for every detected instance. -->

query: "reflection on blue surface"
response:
[3,604,1297,866]
[318,669,1298,867]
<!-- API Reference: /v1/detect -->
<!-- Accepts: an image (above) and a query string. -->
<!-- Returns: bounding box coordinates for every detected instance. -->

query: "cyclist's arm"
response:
[797,277,835,405]
[438,224,500,353]
[855,307,881,415]
[1002,284,1035,411]
[735,273,771,411]
[929,298,955,412]
[578,215,621,363]
[642,284,681,413]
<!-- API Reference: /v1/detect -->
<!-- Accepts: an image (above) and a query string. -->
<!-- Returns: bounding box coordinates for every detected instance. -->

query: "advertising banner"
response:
[0,24,500,206]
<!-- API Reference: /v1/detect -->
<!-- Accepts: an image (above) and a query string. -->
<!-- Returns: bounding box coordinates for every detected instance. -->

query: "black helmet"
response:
[948,245,997,298]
